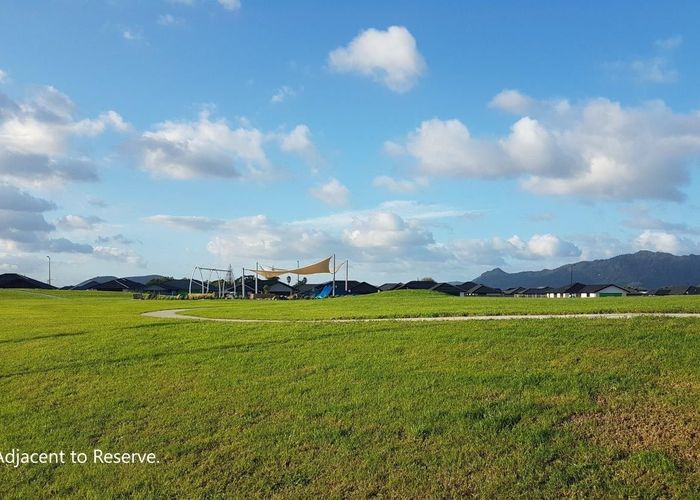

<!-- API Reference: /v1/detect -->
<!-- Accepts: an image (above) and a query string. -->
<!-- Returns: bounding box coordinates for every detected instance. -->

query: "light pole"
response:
[46,256,51,286]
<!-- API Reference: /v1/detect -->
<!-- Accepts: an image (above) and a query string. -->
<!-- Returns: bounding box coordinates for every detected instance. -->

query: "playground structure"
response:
[188,266,235,297]
[188,256,348,299]
[247,255,348,298]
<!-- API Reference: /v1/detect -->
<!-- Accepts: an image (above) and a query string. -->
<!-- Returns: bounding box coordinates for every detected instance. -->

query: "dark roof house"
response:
[378,282,402,291]
[396,280,437,291]
[429,282,465,296]
[0,273,55,289]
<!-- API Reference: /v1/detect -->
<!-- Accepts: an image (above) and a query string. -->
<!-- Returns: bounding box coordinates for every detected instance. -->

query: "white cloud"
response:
[309,178,350,207]
[144,214,223,231]
[0,85,128,187]
[279,124,313,155]
[328,26,426,92]
[622,207,700,235]
[633,230,699,254]
[56,215,104,231]
[390,93,700,201]
[0,69,7,83]
[270,86,295,104]
[131,110,268,179]
[372,175,428,193]
[449,234,580,266]
[489,89,535,114]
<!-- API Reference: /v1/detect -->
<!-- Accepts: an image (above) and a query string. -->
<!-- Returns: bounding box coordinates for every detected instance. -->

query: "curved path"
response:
[142,308,700,323]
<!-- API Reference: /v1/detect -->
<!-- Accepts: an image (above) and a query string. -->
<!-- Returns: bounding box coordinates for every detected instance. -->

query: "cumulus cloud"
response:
[278,124,319,166]
[131,112,317,179]
[489,89,536,114]
[130,111,268,179]
[309,178,350,207]
[328,26,426,92]
[0,183,55,212]
[633,230,699,254]
[0,86,128,187]
[144,214,224,231]
[389,93,700,201]
[448,234,581,266]
[0,69,7,83]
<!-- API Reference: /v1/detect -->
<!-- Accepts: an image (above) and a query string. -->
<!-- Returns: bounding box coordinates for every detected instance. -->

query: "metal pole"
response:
[332,254,336,297]
[297,259,300,284]
[46,256,51,286]
[345,259,348,292]
[255,262,259,295]
[242,268,245,298]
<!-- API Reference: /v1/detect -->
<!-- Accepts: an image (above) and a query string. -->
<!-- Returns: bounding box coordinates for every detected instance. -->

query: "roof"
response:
[548,283,586,294]
[397,280,437,290]
[459,281,479,291]
[429,282,464,296]
[655,285,700,295]
[0,273,55,289]
[464,284,502,295]
[93,278,145,291]
[378,282,402,291]
[519,287,553,295]
[579,284,630,294]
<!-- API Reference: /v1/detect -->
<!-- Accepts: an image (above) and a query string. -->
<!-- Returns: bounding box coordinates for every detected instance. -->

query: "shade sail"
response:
[255,256,332,279]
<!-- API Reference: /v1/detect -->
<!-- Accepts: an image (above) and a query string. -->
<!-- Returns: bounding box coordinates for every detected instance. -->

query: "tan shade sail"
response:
[255,256,332,279]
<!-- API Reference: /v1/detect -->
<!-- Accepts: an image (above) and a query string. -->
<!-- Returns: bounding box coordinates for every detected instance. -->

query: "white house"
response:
[579,284,629,298]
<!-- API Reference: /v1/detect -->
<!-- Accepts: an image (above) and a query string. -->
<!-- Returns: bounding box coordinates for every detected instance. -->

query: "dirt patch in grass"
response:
[570,401,700,465]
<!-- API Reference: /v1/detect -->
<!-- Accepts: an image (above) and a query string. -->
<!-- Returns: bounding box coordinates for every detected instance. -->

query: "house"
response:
[459,281,479,292]
[378,282,402,291]
[92,278,145,292]
[579,284,629,298]
[0,273,55,289]
[517,287,553,298]
[654,285,700,296]
[343,280,379,295]
[502,287,526,296]
[463,284,503,296]
[396,280,437,291]
[547,283,586,298]
[429,282,465,296]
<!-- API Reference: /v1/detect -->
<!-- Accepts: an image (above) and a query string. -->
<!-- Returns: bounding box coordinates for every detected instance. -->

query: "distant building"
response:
[654,285,700,296]
[378,283,402,292]
[578,284,630,298]
[0,273,55,289]
[429,282,465,296]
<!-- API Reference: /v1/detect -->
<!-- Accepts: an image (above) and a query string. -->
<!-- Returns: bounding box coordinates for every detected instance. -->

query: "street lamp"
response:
[46,256,51,286]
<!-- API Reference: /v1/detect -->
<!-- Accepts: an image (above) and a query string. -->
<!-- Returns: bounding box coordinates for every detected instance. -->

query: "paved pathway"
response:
[142,309,700,323]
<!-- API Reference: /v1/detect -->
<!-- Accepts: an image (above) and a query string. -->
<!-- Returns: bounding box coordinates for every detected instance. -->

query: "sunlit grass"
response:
[1,290,699,497]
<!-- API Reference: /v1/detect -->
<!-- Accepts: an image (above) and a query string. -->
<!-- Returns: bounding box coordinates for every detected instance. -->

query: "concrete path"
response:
[142,308,700,323]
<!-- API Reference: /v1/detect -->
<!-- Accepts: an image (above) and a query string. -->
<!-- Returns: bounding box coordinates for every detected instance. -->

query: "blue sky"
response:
[2,0,700,286]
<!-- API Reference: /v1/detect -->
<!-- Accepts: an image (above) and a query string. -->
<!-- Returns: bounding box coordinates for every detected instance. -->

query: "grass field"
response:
[1,289,700,497]
[186,289,700,320]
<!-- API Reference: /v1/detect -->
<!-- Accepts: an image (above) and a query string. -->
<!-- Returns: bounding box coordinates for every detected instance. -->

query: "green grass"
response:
[1,289,699,497]
[185,289,700,320]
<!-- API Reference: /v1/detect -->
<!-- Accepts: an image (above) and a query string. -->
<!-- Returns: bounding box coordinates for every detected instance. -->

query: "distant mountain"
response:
[473,251,700,290]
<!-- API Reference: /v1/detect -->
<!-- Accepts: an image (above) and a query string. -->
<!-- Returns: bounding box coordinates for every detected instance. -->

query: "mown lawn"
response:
[1,290,699,497]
